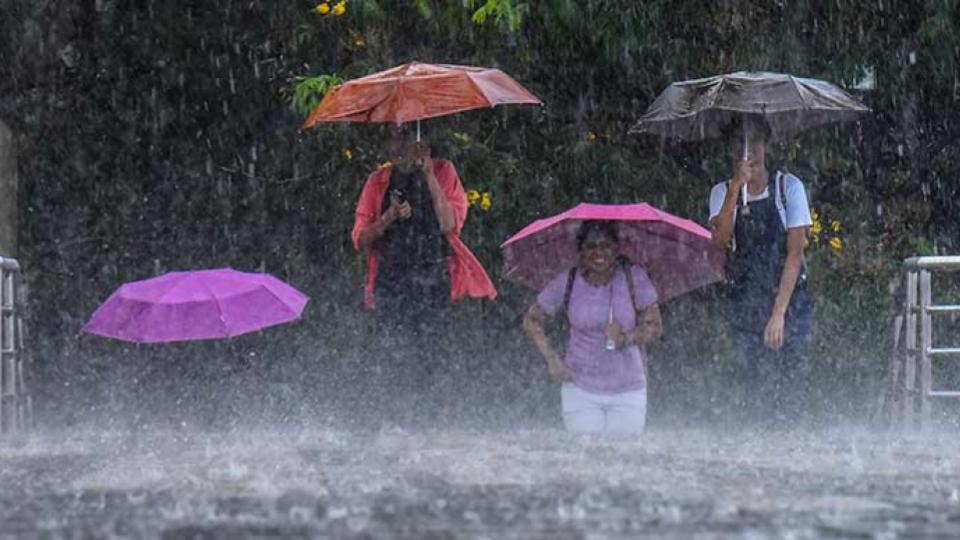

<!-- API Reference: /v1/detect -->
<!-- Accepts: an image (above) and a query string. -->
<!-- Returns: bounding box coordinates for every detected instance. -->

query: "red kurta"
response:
[351,160,497,310]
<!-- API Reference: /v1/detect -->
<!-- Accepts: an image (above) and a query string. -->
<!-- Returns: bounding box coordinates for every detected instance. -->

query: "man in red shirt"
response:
[351,128,496,424]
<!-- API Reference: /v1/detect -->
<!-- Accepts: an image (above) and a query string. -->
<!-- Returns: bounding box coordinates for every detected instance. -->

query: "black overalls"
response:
[726,172,813,424]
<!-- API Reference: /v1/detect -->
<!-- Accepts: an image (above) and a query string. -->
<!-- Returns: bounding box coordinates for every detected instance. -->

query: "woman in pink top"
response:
[523,221,663,434]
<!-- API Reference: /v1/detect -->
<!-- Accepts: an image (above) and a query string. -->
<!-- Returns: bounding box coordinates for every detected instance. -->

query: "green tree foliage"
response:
[282,73,344,117]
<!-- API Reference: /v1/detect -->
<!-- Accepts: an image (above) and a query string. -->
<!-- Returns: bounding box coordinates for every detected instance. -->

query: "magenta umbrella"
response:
[83,268,309,343]
[501,203,725,301]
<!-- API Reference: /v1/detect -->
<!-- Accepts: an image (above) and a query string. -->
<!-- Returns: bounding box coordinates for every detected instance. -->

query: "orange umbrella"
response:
[301,61,542,131]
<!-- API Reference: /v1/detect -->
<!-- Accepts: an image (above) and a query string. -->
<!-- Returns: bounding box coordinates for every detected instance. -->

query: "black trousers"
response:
[366,272,451,426]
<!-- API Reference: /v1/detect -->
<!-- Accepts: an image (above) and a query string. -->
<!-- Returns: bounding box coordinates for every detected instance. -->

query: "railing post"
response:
[1,259,10,432]
[0,256,29,437]
[895,256,960,431]
[902,269,918,430]
[17,311,30,432]
[919,269,933,432]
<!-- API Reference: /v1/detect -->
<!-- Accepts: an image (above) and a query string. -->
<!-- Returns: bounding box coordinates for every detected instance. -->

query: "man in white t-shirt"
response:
[708,120,814,425]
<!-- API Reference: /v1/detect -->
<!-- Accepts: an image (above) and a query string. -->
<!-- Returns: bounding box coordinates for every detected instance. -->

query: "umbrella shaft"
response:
[742,128,749,208]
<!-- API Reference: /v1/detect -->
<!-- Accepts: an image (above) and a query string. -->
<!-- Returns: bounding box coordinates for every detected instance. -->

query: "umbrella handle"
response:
[742,127,749,161]
[741,128,749,208]
[605,304,617,351]
[417,119,421,142]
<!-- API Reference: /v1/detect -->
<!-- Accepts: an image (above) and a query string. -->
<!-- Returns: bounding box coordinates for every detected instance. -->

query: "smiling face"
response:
[578,227,619,275]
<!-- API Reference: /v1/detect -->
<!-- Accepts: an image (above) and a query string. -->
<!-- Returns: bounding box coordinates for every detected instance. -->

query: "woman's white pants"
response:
[561,383,647,434]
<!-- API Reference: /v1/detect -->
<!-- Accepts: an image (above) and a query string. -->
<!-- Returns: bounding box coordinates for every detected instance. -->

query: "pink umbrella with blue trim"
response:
[501,203,725,301]
[83,268,309,343]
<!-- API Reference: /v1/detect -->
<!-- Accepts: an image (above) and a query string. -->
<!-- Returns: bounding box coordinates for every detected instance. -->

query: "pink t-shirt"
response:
[537,265,658,394]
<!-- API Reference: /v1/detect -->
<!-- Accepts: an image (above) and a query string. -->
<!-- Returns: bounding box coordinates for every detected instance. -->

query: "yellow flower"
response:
[811,210,820,221]
[803,236,810,248]
[830,220,841,232]
[829,237,843,251]
[333,1,346,15]
[343,148,352,160]
[466,189,480,206]
[480,192,492,212]
[377,161,392,169]
[354,34,365,47]
[314,2,330,15]
[587,131,597,142]
[811,220,823,236]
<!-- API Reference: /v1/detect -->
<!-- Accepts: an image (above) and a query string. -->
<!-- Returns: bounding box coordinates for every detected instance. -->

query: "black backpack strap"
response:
[621,259,650,353]
[561,267,577,318]
[620,257,639,313]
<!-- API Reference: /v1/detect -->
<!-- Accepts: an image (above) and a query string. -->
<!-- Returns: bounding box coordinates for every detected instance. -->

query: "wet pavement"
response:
[2,426,959,539]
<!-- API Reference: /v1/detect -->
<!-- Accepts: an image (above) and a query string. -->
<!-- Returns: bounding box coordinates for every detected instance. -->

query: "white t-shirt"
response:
[708,171,813,229]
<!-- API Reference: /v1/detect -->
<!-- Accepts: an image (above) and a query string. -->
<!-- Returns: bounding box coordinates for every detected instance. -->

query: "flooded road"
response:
[2,426,959,539]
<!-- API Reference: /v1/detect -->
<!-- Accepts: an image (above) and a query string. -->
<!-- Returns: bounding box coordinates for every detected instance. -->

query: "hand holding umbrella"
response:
[313,62,537,310]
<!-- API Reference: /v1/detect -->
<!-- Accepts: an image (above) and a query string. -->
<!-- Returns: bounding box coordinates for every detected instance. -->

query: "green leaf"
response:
[413,0,434,20]
[471,0,497,25]
[284,74,346,118]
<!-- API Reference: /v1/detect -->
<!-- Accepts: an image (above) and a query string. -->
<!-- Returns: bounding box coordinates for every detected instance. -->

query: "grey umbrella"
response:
[630,71,870,141]
[630,71,870,210]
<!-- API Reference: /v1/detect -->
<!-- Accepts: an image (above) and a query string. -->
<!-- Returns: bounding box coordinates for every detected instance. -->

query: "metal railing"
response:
[882,256,960,431]
[0,256,31,436]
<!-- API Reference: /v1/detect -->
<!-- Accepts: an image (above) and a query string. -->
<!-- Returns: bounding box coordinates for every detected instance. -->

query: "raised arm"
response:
[710,159,751,248]
[417,145,459,234]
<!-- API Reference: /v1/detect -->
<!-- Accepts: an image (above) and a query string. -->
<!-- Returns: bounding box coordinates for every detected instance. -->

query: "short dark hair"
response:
[576,220,619,251]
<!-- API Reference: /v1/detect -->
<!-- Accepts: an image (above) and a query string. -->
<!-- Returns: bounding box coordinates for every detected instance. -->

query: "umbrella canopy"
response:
[301,61,542,128]
[629,71,870,141]
[83,268,309,343]
[501,203,724,302]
